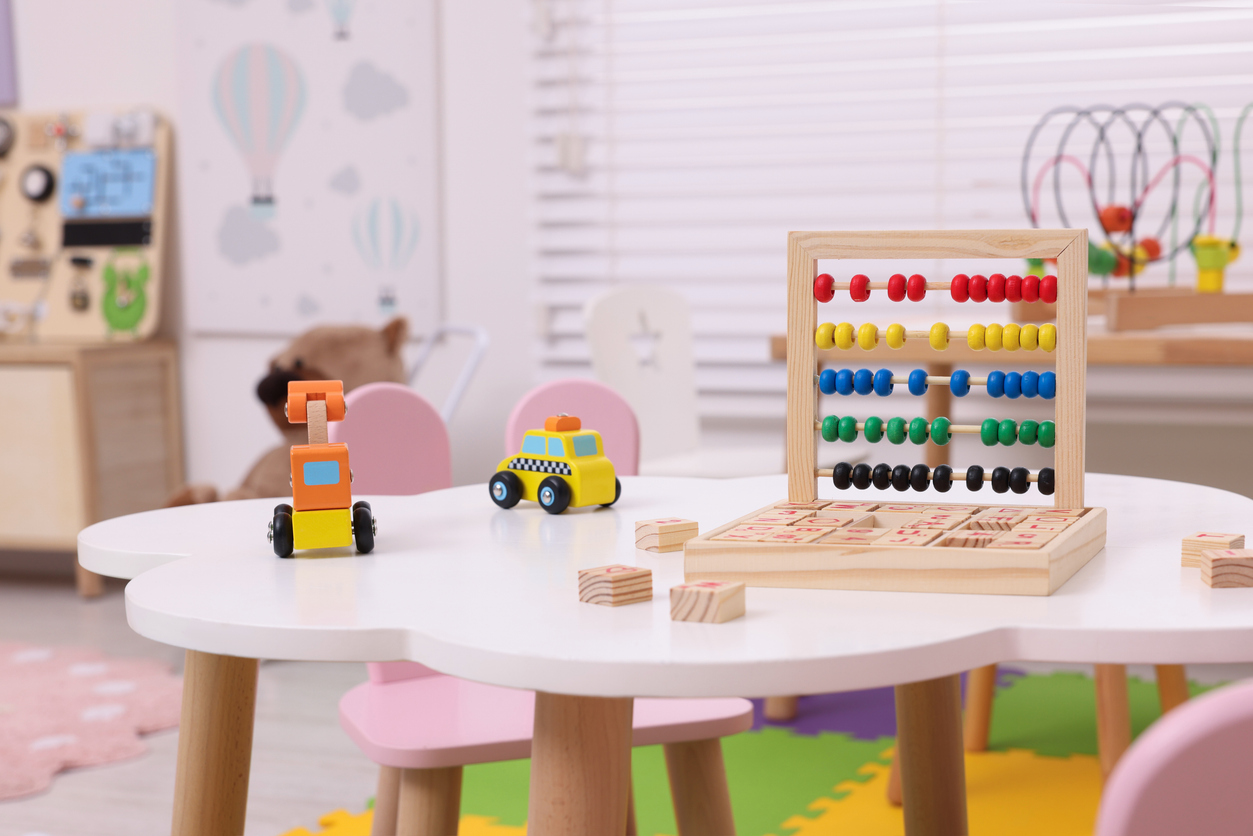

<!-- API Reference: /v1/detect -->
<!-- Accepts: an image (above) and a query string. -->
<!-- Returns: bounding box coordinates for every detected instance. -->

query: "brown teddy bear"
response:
[167,318,408,505]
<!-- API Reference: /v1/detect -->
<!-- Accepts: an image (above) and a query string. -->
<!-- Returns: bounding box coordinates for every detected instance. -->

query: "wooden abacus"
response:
[684,229,1107,596]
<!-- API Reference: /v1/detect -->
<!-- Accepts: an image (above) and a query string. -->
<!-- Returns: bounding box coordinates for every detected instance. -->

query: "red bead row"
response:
[813,273,1058,304]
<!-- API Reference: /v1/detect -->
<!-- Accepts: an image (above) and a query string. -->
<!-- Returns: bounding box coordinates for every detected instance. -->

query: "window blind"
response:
[529,0,1253,420]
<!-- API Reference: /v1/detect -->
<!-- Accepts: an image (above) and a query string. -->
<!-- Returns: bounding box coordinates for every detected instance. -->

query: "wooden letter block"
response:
[878,503,928,513]
[1020,514,1076,527]
[635,518,699,553]
[711,524,777,542]
[875,528,943,546]
[670,581,746,623]
[1201,549,1253,588]
[774,500,831,510]
[760,526,828,544]
[903,514,969,531]
[820,527,888,544]
[578,565,652,607]
[939,530,1000,548]
[1013,522,1069,532]
[820,502,879,513]
[1183,532,1245,568]
[994,530,1058,549]
[968,512,1026,531]
[749,509,813,525]
[925,505,983,514]
[801,515,855,529]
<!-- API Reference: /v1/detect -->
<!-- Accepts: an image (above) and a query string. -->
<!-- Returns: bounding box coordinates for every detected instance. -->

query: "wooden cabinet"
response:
[0,341,183,594]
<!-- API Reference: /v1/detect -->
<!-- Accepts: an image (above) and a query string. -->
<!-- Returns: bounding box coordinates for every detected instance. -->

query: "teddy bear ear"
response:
[381,317,408,355]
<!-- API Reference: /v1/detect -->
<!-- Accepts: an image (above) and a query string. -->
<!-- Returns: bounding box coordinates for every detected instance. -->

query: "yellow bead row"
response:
[815,322,1057,352]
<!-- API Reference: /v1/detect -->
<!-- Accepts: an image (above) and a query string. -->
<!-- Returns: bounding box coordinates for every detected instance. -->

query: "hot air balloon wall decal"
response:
[327,0,356,39]
[213,44,306,217]
[353,197,420,271]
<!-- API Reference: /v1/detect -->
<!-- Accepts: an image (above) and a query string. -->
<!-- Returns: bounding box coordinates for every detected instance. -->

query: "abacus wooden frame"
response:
[785,228,1089,509]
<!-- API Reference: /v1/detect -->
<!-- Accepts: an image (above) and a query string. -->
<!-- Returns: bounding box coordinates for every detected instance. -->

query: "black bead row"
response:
[830,462,1054,496]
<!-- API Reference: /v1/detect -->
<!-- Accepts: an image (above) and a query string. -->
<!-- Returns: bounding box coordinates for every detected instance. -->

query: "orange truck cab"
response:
[268,380,376,557]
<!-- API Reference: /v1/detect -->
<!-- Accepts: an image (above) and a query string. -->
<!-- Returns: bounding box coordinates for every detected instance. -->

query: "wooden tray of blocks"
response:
[683,499,1107,596]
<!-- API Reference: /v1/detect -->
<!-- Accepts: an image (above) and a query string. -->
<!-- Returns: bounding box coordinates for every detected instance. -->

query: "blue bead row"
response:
[819,368,1056,399]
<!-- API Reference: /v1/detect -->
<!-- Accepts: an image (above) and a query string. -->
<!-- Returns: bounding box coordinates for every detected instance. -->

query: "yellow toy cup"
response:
[1191,235,1240,293]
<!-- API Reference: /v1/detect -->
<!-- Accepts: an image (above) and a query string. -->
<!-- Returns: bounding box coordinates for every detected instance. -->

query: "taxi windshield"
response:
[572,434,598,456]
[522,435,546,455]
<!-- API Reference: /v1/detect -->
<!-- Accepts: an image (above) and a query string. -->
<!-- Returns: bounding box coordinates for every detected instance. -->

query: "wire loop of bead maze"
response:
[786,229,1089,510]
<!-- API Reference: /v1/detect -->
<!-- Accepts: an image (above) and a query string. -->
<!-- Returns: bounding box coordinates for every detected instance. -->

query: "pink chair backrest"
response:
[366,661,440,683]
[506,379,640,476]
[328,382,452,495]
[1097,678,1253,836]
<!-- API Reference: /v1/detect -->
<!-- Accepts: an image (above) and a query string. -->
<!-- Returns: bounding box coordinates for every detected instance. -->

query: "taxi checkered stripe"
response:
[508,457,572,476]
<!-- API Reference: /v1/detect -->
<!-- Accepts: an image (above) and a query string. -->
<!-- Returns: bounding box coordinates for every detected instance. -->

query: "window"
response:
[548,437,567,456]
[530,1,1253,425]
[573,434,599,456]
[522,435,547,455]
[303,460,340,486]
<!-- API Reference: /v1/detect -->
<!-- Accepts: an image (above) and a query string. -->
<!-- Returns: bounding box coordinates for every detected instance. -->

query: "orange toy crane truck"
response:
[267,380,376,558]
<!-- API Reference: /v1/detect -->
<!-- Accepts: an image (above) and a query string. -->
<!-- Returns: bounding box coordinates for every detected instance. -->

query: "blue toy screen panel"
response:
[59,149,157,219]
[303,460,341,486]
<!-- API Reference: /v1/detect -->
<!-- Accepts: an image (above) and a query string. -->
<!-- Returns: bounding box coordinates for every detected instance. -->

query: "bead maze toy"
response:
[268,380,377,558]
[684,229,1108,596]
[489,413,620,514]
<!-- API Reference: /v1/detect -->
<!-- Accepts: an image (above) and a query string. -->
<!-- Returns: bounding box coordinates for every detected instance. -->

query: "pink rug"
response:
[0,641,183,800]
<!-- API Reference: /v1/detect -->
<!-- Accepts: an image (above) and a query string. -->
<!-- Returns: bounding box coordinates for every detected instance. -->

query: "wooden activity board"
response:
[684,229,1108,596]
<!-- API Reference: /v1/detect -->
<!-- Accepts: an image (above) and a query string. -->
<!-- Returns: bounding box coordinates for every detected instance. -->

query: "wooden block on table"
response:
[925,505,983,514]
[968,512,1027,531]
[1201,549,1253,588]
[635,518,698,553]
[820,527,888,544]
[939,530,1001,548]
[1041,509,1086,517]
[1013,521,1070,532]
[878,503,929,513]
[577,565,653,606]
[993,530,1059,549]
[874,528,944,546]
[670,581,746,623]
[759,526,829,544]
[748,512,814,525]
[774,500,831,510]
[711,524,778,542]
[819,502,879,513]
[1020,514,1077,527]
[801,515,855,528]
[903,514,970,531]
[1182,532,1245,568]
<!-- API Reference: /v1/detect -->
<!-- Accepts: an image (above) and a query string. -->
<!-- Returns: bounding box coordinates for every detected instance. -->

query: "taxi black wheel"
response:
[353,504,375,554]
[271,509,294,558]
[489,471,523,509]
[537,476,571,515]
[601,478,621,508]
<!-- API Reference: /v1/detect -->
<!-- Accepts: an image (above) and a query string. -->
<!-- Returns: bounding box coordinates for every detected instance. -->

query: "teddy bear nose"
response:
[256,367,306,407]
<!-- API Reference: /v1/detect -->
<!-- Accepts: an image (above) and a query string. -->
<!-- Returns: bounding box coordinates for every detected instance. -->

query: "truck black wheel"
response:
[537,476,571,514]
[353,505,376,554]
[271,510,294,558]
[489,471,523,509]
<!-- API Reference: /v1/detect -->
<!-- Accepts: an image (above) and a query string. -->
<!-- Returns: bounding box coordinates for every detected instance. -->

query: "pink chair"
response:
[506,379,640,475]
[342,662,751,835]
[329,382,452,494]
[1096,678,1253,836]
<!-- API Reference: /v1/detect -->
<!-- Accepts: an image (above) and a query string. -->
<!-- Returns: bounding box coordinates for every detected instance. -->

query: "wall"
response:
[12,0,535,490]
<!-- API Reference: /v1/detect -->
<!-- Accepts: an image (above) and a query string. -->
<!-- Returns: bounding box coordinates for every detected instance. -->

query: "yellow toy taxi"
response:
[489,414,620,514]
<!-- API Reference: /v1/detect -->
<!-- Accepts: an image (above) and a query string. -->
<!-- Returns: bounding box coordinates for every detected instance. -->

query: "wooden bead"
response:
[910,464,930,491]
[838,416,858,442]
[969,274,988,302]
[1038,420,1056,448]
[891,464,911,491]
[886,323,906,349]
[863,416,884,442]
[816,322,836,350]
[1002,323,1021,351]
[857,323,878,350]
[985,323,1004,351]
[907,274,927,301]
[966,465,984,491]
[852,462,872,489]
[886,417,907,445]
[835,322,855,349]
[872,463,892,489]
[818,368,837,394]
[850,274,871,302]
[1038,467,1054,495]
[821,415,838,442]
[998,419,1017,446]
[987,273,1006,303]
[932,464,953,492]
[990,466,1011,493]
[967,324,986,350]
[1009,467,1030,494]
[814,273,835,303]
[1020,323,1039,351]
[930,416,951,445]
[832,462,852,489]
[1041,274,1058,303]
[1005,275,1022,303]
[950,274,969,302]
[929,322,949,350]
[1022,275,1040,302]
[887,273,906,302]
[1040,323,1057,352]
[909,417,929,445]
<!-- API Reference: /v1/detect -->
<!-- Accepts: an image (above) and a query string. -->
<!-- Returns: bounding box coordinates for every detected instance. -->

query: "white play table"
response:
[79,474,1253,836]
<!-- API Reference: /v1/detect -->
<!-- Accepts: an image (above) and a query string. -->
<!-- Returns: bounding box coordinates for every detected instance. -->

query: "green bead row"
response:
[820,415,1055,447]
[978,418,1055,448]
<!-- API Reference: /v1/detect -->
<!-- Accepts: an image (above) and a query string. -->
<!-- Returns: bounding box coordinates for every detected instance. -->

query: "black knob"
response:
[20,165,56,202]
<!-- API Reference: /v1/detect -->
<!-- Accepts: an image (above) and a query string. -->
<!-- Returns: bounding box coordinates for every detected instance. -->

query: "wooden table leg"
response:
[962,664,998,752]
[172,650,259,836]
[1155,664,1190,714]
[886,740,902,806]
[1094,663,1131,779]
[528,692,633,836]
[664,738,736,836]
[925,363,952,469]
[763,695,799,721]
[396,766,462,836]
[895,675,968,836]
[372,765,402,836]
[75,562,105,597]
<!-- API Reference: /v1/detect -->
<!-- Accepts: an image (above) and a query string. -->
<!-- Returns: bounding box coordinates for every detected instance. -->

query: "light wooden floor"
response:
[0,575,378,836]
[2,572,1251,836]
